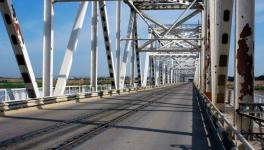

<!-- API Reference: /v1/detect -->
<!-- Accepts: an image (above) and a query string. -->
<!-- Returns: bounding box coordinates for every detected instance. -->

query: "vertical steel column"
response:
[173,69,175,84]
[130,39,135,87]
[154,57,159,86]
[159,61,164,85]
[134,14,142,87]
[167,66,169,84]
[209,0,216,102]
[176,70,178,83]
[163,64,167,85]
[0,0,39,98]
[170,69,173,84]
[168,67,171,84]
[142,53,150,87]
[54,2,88,96]
[195,65,199,86]
[116,0,121,90]
[197,55,201,88]
[167,67,170,84]
[235,0,255,132]
[205,0,212,99]
[99,1,117,89]
[91,1,98,92]
[172,69,174,84]
[214,0,234,110]
[120,9,135,89]
[147,55,152,86]
[151,56,155,85]
[201,0,207,92]
[212,0,222,107]
[43,0,54,96]
[142,31,152,87]
[175,70,177,83]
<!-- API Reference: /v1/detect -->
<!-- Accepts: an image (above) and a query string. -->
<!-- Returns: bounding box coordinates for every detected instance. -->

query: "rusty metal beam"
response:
[235,0,255,133]
[205,0,211,98]
[200,0,207,93]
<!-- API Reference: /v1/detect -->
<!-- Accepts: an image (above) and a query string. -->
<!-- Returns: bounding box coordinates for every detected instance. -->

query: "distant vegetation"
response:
[255,75,264,81]
[0,76,138,89]
[0,82,25,88]
[255,86,264,90]
[228,75,264,81]
[0,75,263,89]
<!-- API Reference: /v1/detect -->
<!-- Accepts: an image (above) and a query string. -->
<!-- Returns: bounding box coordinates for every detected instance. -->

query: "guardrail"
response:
[254,94,264,103]
[225,89,264,106]
[0,84,171,112]
[194,86,254,150]
[0,84,140,103]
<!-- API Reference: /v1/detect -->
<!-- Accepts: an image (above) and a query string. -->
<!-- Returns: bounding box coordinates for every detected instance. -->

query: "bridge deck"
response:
[0,83,216,150]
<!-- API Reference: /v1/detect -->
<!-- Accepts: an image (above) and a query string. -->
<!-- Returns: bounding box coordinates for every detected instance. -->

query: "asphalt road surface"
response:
[0,83,216,150]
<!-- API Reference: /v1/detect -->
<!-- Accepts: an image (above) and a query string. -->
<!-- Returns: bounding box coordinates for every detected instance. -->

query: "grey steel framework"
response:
[0,0,256,142]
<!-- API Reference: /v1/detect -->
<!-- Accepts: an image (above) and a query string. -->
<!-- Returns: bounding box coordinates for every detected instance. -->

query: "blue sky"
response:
[0,0,263,78]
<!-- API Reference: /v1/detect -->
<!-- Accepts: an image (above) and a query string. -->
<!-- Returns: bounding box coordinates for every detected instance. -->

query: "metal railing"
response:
[0,84,141,103]
[0,84,132,102]
[195,86,254,150]
[255,94,264,103]
[225,89,264,106]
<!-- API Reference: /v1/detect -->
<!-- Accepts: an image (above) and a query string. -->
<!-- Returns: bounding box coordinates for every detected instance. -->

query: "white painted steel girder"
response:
[120,10,135,89]
[133,16,142,86]
[90,1,99,92]
[209,0,216,102]
[99,1,117,89]
[213,0,233,110]
[130,35,135,86]
[116,0,121,90]
[142,53,150,87]
[54,2,88,96]
[43,0,54,97]
[0,0,40,98]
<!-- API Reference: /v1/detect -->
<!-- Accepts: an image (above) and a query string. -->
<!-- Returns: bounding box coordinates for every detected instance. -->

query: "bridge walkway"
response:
[0,83,218,150]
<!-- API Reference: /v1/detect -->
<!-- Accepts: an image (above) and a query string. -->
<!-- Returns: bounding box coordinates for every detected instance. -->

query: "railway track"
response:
[0,85,182,150]
[53,88,172,150]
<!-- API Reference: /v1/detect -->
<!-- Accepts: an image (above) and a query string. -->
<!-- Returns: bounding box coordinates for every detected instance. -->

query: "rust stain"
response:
[14,22,25,44]
[207,17,210,53]
[205,17,211,71]
[205,92,212,101]
[236,23,253,101]
[11,4,25,45]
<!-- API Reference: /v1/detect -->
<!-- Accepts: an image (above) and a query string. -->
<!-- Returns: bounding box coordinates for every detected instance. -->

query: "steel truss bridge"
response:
[0,0,261,149]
